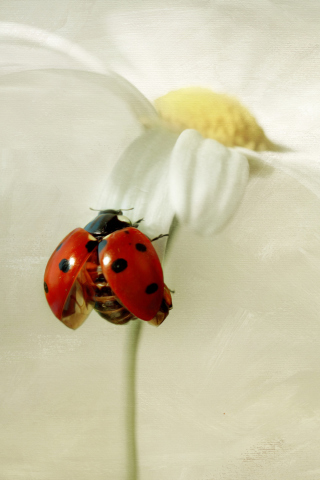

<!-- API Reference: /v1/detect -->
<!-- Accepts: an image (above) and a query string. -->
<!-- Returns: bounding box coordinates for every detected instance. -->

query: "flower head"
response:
[2,4,320,478]
[155,87,271,151]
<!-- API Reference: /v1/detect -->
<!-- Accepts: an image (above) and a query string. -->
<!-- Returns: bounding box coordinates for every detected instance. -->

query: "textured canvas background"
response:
[1,1,320,479]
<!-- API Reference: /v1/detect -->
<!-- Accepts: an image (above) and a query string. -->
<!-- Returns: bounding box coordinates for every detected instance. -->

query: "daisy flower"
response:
[1,2,320,479]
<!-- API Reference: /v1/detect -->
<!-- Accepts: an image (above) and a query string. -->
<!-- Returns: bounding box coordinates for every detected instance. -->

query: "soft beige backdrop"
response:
[1,1,320,479]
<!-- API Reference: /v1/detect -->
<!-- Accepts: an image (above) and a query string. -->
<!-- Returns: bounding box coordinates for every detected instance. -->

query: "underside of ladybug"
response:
[44,209,172,329]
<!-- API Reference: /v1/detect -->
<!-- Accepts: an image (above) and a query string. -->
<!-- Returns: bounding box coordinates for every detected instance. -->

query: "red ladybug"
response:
[44,209,172,329]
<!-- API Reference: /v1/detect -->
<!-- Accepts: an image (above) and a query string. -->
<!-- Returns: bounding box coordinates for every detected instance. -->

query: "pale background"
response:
[1,1,320,479]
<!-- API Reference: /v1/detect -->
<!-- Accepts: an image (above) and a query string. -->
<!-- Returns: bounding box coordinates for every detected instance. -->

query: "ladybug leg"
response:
[132,218,144,228]
[150,233,169,242]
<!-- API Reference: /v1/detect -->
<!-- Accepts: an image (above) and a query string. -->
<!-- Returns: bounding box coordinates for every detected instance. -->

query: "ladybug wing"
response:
[44,228,98,329]
[149,284,173,326]
[98,227,164,321]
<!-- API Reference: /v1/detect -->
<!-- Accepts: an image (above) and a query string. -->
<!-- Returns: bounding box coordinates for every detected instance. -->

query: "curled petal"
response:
[169,129,249,235]
[0,23,157,128]
[0,68,158,250]
[0,21,108,75]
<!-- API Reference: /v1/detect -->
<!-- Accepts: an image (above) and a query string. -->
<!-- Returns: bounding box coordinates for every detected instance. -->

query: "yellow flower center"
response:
[154,87,271,151]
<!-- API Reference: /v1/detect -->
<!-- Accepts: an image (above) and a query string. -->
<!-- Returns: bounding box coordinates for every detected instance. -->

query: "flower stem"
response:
[125,319,142,480]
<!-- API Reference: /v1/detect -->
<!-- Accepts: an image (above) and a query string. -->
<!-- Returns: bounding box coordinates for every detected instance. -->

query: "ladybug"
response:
[44,209,172,329]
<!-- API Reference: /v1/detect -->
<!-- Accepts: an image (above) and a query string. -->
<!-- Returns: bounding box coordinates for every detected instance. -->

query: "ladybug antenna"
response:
[151,233,169,242]
[89,207,134,212]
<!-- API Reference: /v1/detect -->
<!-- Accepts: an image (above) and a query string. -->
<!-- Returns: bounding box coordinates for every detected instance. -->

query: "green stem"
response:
[125,319,142,480]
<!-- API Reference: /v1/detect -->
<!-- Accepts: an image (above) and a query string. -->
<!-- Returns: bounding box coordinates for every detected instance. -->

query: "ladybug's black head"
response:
[84,209,132,238]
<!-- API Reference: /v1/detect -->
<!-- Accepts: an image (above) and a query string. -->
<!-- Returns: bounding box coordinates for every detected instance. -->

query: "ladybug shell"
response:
[163,284,173,309]
[98,227,164,321]
[44,228,98,329]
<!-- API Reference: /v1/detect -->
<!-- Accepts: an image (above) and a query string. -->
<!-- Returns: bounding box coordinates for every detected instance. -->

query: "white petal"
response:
[98,127,179,261]
[169,129,249,235]
[0,23,157,126]
[140,165,320,479]
[106,4,320,153]
[0,21,108,75]
[0,68,159,283]
[0,68,157,211]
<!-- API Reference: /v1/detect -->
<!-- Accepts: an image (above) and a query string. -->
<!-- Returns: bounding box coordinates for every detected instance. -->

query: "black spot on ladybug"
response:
[124,230,130,234]
[59,258,71,273]
[85,240,97,253]
[44,281,49,293]
[56,243,63,251]
[136,243,147,252]
[145,283,158,294]
[111,258,127,273]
